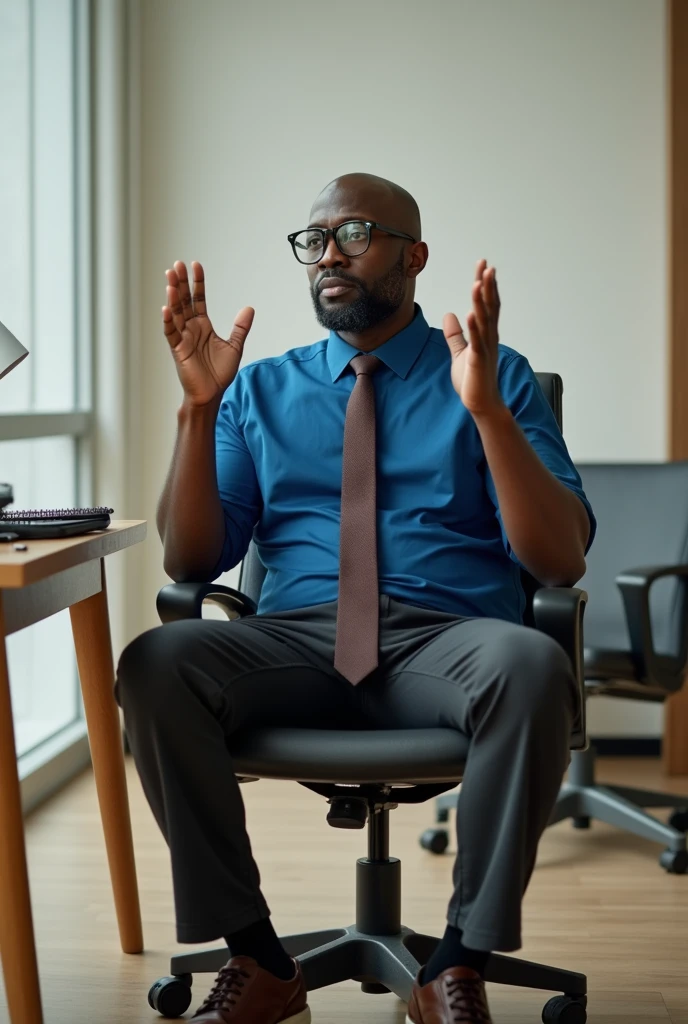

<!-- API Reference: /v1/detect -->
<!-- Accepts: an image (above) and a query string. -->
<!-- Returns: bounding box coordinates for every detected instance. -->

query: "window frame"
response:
[0,0,94,808]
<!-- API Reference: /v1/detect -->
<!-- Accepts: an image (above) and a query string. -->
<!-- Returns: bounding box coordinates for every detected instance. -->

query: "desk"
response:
[0,522,147,1024]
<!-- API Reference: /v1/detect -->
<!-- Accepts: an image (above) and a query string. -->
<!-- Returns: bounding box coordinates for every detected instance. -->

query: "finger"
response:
[483,266,499,316]
[466,310,486,355]
[167,284,186,335]
[472,280,489,337]
[174,261,194,321]
[226,306,256,352]
[162,306,182,350]
[442,313,468,358]
[475,258,489,317]
[165,266,179,289]
[191,261,208,317]
[488,266,501,316]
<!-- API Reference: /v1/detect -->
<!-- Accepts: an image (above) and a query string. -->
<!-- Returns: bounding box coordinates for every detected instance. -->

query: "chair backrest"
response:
[533,372,563,432]
[239,371,563,613]
[240,541,268,607]
[576,462,688,658]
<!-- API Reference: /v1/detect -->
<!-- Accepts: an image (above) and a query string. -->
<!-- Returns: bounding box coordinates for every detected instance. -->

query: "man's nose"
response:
[317,232,350,270]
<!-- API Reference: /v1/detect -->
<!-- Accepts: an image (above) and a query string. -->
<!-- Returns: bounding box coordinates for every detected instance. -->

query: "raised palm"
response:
[163,261,254,407]
[443,260,503,418]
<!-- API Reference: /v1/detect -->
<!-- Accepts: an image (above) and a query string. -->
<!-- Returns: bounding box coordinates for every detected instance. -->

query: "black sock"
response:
[423,924,490,983]
[224,918,294,981]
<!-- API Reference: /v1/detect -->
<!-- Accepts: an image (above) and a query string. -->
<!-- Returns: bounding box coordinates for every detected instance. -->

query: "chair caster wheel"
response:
[659,848,688,874]
[572,816,590,829]
[420,828,449,854]
[148,974,193,1018]
[436,808,450,823]
[668,808,688,832]
[542,994,587,1023]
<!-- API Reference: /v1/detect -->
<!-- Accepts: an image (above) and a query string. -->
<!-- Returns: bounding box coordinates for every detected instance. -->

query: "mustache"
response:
[314,271,364,293]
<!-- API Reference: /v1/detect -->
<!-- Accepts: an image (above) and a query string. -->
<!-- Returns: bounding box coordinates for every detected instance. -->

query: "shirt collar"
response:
[326,304,431,382]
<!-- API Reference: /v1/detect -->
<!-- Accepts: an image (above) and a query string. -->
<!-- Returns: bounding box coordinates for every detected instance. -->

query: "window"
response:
[0,0,92,772]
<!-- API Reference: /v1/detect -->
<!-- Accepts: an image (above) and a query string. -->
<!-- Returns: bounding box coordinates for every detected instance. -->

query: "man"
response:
[116,172,595,1024]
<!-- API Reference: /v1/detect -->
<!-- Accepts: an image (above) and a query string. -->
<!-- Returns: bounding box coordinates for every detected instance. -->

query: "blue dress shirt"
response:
[214,306,595,621]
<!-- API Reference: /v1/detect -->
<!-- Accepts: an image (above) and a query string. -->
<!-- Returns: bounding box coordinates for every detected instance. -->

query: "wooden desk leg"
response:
[69,561,144,954]
[0,617,43,1024]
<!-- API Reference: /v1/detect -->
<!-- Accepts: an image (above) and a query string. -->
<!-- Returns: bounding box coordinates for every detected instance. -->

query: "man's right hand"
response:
[163,260,255,408]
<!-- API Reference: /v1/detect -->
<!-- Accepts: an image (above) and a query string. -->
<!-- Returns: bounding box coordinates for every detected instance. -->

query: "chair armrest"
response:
[156,582,257,624]
[616,564,688,689]
[531,587,588,750]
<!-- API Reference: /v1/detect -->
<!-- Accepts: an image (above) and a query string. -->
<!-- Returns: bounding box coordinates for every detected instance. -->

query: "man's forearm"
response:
[473,404,589,586]
[157,400,226,581]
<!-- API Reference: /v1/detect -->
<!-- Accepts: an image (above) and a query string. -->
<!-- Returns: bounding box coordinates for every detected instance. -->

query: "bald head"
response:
[310,172,421,240]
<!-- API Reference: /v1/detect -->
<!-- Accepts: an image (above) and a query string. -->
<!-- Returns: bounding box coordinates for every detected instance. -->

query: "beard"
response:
[311,248,407,333]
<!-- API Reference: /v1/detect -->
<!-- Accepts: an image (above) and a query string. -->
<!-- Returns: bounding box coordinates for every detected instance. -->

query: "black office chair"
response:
[553,463,688,869]
[147,373,591,1024]
[423,463,688,875]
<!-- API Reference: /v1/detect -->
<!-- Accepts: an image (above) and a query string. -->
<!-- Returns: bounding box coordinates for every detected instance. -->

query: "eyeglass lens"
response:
[292,221,370,263]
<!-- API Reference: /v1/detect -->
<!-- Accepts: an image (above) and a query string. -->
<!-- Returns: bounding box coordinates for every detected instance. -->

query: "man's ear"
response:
[407,241,428,278]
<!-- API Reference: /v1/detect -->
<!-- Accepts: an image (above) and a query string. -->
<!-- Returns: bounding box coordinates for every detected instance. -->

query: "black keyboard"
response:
[0,507,114,539]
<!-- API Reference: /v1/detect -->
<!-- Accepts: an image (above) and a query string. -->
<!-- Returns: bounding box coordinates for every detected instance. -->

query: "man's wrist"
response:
[178,396,222,425]
[470,400,512,431]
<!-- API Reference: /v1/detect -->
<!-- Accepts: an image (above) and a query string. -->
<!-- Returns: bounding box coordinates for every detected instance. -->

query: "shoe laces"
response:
[446,975,491,1023]
[194,963,250,1014]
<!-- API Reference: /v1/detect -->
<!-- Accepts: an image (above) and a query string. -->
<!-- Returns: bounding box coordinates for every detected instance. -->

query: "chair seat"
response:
[584,646,676,700]
[584,646,639,680]
[231,728,470,784]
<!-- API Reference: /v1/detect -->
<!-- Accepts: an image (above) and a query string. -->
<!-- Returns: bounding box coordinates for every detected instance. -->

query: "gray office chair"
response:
[423,463,688,875]
[147,373,591,1024]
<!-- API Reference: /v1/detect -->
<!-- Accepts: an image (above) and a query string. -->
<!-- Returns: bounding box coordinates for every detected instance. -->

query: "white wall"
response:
[131,0,667,735]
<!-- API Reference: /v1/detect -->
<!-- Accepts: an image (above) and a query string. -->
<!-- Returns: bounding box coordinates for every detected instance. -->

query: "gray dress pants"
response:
[115,594,577,954]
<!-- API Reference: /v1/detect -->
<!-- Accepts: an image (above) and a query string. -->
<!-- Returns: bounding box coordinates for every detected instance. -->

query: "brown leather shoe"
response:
[190,956,310,1023]
[406,965,493,1023]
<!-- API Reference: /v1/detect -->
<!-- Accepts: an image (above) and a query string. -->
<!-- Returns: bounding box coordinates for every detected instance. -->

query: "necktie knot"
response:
[350,353,382,378]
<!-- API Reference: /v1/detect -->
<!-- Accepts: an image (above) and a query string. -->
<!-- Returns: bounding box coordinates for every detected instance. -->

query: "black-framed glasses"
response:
[287,220,416,265]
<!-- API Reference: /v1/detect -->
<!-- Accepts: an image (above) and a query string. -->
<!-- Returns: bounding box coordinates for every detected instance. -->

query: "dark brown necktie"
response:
[334,353,382,685]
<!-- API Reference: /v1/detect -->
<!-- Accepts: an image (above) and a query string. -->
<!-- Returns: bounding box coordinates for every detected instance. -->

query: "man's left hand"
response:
[443,260,506,418]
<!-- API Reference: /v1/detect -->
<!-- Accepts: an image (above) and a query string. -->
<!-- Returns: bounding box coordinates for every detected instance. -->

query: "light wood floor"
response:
[1,757,687,1023]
